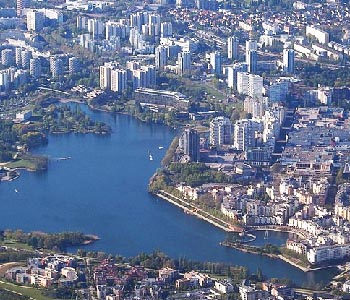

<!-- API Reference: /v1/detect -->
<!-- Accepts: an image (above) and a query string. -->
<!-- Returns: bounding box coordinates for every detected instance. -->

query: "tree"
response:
[256,267,263,281]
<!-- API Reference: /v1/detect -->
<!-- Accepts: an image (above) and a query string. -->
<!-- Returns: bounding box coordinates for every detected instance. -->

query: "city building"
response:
[233,118,263,151]
[179,128,200,162]
[105,21,126,40]
[131,65,156,89]
[29,58,41,78]
[1,49,15,67]
[209,116,232,147]
[248,74,263,99]
[26,10,44,32]
[21,49,31,69]
[177,51,191,76]
[17,0,30,16]
[111,69,127,93]
[237,72,263,99]
[244,97,267,118]
[155,45,167,70]
[68,57,79,75]
[134,88,189,111]
[99,62,115,90]
[160,22,172,38]
[282,48,295,74]
[0,70,10,91]
[227,63,247,89]
[49,56,63,79]
[210,51,221,75]
[228,36,239,60]
[88,18,104,39]
[268,80,289,102]
[245,39,257,73]
[306,25,329,44]
[15,47,22,67]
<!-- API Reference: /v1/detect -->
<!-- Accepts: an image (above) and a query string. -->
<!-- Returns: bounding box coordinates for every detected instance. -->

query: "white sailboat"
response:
[264,230,269,240]
[149,151,153,161]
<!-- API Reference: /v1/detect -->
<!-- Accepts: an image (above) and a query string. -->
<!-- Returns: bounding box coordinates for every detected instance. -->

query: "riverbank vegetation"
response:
[40,104,111,134]
[161,136,179,166]
[222,236,312,272]
[0,119,48,163]
[76,249,248,283]
[5,154,48,171]
[1,230,98,253]
[0,102,111,173]
[149,162,232,192]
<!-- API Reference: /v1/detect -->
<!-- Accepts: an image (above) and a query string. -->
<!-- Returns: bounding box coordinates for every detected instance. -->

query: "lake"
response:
[0,106,338,286]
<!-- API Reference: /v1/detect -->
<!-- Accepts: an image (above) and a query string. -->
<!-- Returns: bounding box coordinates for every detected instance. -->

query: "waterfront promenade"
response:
[156,190,242,233]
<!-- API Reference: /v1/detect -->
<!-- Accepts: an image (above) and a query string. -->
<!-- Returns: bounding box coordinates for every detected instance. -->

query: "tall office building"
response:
[210,116,232,147]
[283,48,295,74]
[210,51,221,75]
[68,57,79,75]
[177,51,191,76]
[246,39,257,73]
[26,10,44,32]
[155,45,167,70]
[1,49,14,67]
[17,0,30,16]
[111,69,127,93]
[228,36,239,60]
[49,56,63,79]
[179,128,200,162]
[29,58,41,78]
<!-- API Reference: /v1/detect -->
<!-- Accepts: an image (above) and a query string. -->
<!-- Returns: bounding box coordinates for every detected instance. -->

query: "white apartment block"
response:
[237,72,263,99]
[244,97,267,118]
[307,244,350,264]
[111,69,127,93]
[26,10,44,32]
[233,118,263,151]
[209,116,232,146]
[306,25,329,44]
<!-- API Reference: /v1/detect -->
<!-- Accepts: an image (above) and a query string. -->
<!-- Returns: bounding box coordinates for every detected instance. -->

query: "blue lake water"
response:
[0,106,338,286]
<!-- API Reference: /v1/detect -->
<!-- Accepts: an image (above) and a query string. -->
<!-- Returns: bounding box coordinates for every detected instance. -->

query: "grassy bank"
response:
[0,281,51,300]
[5,154,48,171]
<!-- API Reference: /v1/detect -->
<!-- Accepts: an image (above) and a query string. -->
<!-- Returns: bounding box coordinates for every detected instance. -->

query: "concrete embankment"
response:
[221,240,310,272]
[155,191,236,232]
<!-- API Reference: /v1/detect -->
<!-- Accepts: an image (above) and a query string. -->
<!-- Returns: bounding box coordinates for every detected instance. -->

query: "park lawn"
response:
[0,281,51,300]
[0,240,34,251]
[182,77,227,101]
[5,159,37,170]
